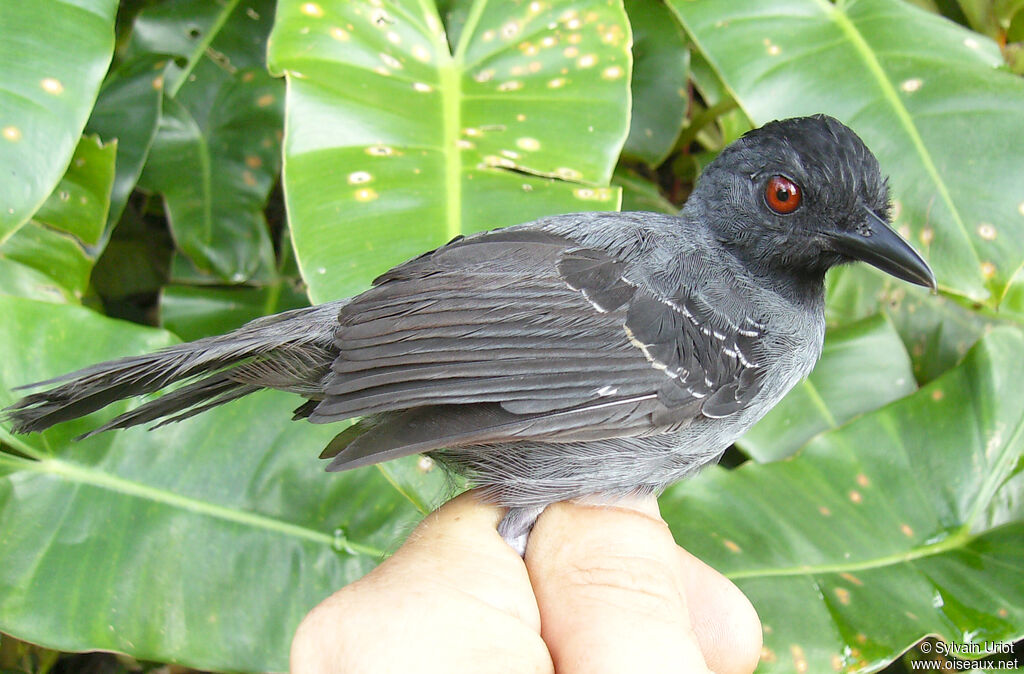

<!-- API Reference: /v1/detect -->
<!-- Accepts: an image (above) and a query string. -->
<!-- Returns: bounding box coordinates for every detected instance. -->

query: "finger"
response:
[291,492,552,674]
[525,496,711,674]
[676,546,762,674]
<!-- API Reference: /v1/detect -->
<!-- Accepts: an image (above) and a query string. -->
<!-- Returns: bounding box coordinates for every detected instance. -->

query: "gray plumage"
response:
[3,115,935,551]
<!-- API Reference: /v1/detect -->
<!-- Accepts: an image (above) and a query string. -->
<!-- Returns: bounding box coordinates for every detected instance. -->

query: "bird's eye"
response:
[764,175,802,215]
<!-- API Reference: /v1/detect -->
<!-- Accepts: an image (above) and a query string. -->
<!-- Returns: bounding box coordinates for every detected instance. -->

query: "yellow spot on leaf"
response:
[413,82,432,93]
[849,490,863,504]
[412,44,431,62]
[245,155,262,169]
[256,93,275,107]
[354,188,378,202]
[920,227,933,245]
[501,21,521,39]
[516,137,541,151]
[931,389,944,401]
[831,654,844,670]
[761,648,777,663]
[791,645,808,673]
[557,167,582,180]
[2,126,22,142]
[348,171,372,184]
[301,2,323,18]
[497,80,523,91]
[602,65,623,80]
[901,78,923,92]
[152,76,164,90]
[835,587,851,605]
[840,572,863,586]
[242,170,257,187]
[366,145,396,156]
[819,506,831,516]
[563,46,579,58]
[330,27,350,41]
[981,261,996,279]
[723,539,741,553]
[41,78,64,94]
[977,223,996,240]
[547,77,566,88]
[417,456,434,472]
[901,523,914,537]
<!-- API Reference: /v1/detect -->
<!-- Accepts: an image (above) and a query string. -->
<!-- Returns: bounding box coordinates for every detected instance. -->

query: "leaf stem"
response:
[11,456,384,557]
[725,526,975,580]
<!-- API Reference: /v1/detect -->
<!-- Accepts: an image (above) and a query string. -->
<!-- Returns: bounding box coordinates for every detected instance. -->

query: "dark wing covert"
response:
[313,228,765,470]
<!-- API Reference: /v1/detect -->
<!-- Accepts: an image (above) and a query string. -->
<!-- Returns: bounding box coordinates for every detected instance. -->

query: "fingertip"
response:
[526,500,709,674]
[676,547,763,674]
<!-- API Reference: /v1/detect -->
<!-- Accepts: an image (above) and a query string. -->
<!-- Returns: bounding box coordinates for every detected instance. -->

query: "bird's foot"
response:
[497,505,546,557]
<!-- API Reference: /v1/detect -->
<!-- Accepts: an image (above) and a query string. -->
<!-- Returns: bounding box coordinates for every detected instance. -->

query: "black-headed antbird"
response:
[4,115,935,552]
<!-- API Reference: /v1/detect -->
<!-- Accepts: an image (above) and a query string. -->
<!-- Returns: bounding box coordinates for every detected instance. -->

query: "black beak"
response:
[829,207,937,290]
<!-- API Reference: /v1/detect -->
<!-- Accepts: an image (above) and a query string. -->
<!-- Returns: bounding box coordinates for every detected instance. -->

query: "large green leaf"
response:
[268,0,632,302]
[135,0,283,282]
[0,297,446,672]
[0,0,117,240]
[85,55,172,233]
[826,265,1021,382]
[668,0,1024,308]
[739,314,917,462]
[661,328,1024,673]
[0,136,116,303]
[160,282,309,341]
[620,0,689,166]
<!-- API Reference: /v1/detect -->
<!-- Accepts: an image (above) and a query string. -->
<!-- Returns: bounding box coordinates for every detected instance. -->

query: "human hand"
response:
[291,492,762,674]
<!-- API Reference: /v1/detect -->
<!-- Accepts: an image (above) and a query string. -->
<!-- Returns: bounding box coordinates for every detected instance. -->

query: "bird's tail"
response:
[2,302,343,437]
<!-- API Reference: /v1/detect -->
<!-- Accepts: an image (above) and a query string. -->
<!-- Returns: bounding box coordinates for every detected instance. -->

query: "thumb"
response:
[525,496,761,674]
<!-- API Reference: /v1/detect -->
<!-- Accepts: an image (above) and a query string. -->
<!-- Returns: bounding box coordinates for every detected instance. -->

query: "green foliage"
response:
[0,1,1021,672]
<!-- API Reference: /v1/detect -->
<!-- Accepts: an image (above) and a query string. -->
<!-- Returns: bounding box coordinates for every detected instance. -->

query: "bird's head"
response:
[686,114,935,290]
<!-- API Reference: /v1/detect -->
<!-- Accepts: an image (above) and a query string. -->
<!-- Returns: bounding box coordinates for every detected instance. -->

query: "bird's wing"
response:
[314,228,766,470]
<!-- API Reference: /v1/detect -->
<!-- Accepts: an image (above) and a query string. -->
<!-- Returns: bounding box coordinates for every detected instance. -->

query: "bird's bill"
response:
[829,208,937,290]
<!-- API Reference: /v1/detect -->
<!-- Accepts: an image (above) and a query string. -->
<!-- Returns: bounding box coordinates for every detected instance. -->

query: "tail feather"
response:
[2,302,343,435]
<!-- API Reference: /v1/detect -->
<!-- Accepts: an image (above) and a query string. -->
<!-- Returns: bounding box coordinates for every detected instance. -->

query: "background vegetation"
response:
[1,0,1023,672]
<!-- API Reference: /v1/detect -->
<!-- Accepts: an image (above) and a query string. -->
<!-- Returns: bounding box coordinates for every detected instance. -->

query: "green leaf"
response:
[621,0,689,166]
[160,283,309,341]
[135,0,283,282]
[739,314,917,462]
[0,0,117,240]
[0,136,116,303]
[268,0,632,303]
[86,55,172,232]
[668,0,1024,308]
[0,297,447,672]
[613,167,677,214]
[826,265,1021,382]
[661,328,1024,673]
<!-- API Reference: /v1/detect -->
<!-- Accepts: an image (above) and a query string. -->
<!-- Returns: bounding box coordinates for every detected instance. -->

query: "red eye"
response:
[764,175,802,214]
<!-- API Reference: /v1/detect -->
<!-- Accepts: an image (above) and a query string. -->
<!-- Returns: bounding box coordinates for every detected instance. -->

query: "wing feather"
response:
[312,228,767,469]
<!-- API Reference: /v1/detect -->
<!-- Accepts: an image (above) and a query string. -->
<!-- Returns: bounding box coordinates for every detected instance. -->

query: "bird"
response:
[3,115,935,553]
